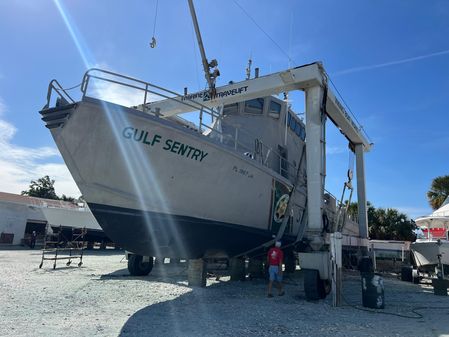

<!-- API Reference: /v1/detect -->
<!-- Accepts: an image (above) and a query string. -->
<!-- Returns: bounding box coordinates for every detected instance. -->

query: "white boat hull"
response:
[42,98,300,257]
[411,240,449,268]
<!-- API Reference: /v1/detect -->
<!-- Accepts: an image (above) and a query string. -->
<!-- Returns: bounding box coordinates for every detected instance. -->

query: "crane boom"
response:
[187,0,216,90]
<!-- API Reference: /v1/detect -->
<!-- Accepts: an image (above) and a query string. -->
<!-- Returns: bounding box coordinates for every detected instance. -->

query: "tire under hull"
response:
[89,202,293,258]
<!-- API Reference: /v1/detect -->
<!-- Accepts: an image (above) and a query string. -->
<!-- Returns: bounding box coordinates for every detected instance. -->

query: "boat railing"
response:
[43,79,76,109]
[80,68,221,117]
[77,68,297,180]
[197,113,296,178]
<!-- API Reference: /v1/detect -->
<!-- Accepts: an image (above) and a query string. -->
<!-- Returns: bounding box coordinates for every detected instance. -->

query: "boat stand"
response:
[39,225,87,269]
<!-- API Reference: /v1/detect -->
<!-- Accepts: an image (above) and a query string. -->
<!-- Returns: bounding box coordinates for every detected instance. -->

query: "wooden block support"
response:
[432,279,449,296]
[230,257,246,281]
[188,258,206,287]
[247,258,265,279]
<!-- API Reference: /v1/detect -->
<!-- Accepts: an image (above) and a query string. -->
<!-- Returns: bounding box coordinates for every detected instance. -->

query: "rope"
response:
[326,74,372,144]
[288,12,294,68]
[348,151,355,174]
[191,18,202,90]
[343,295,449,319]
[61,83,82,91]
[334,272,449,319]
[150,0,159,48]
[216,0,372,149]
[152,0,159,37]
[232,0,293,65]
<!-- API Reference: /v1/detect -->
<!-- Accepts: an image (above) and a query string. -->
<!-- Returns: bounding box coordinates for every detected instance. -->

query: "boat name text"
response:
[122,127,208,162]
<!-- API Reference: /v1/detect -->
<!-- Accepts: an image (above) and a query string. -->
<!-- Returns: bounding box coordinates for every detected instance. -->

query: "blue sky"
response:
[0,0,448,219]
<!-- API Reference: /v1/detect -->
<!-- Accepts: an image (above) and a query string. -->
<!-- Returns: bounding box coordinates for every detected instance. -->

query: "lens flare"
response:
[52,0,190,271]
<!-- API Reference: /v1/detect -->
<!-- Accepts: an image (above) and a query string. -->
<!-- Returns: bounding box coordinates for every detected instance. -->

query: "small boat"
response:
[412,197,449,271]
[411,239,449,268]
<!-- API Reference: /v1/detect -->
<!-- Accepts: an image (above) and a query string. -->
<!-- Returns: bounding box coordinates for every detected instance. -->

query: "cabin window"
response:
[223,103,238,115]
[287,112,306,141]
[298,124,306,140]
[289,116,297,132]
[295,123,305,140]
[269,100,281,117]
[244,98,264,114]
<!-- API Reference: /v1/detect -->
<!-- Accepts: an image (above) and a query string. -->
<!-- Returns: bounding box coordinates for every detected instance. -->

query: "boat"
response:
[39,68,312,259]
[412,197,449,271]
[40,64,366,269]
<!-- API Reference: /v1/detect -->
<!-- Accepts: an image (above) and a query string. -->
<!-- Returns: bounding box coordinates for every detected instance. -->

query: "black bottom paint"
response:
[89,203,294,258]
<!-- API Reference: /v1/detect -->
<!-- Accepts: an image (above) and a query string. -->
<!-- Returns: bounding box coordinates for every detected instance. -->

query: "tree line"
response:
[347,202,416,241]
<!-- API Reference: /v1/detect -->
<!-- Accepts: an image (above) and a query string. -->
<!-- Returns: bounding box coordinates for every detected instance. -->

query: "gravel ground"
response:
[1,249,449,337]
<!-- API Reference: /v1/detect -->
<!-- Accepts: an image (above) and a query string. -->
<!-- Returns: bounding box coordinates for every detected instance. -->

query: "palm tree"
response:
[427,175,449,210]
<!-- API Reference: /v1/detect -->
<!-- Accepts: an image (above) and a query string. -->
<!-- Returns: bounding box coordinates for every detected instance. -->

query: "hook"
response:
[150,37,157,49]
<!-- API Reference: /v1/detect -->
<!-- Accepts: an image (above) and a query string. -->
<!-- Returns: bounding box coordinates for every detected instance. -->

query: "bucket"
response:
[361,272,385,309]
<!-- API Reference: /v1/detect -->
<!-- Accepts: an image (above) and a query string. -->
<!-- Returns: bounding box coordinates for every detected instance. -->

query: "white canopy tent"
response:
[415,197,449,238]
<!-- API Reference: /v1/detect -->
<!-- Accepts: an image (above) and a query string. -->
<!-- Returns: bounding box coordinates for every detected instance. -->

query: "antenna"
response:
[246,56,252,80]
[187,0,220,95]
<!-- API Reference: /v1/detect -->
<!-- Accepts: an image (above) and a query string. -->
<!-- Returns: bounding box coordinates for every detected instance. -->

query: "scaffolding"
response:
[39,225,86,269]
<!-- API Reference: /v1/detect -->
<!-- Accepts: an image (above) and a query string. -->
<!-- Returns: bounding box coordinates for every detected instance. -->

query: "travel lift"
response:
[143,0,373,304]
[145,62,372,303]
[131,0,372,306]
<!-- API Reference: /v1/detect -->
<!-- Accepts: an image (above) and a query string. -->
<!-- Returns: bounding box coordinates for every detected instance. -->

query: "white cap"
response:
[275,241,281,247]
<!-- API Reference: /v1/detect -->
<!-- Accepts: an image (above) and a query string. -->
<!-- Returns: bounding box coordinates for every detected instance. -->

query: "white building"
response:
[0,192,104,245]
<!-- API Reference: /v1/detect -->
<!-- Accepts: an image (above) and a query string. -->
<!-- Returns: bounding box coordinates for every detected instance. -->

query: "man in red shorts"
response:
[267,241,285,297]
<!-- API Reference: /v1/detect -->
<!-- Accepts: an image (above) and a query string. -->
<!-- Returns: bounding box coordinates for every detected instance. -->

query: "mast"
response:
[187,0,219,94]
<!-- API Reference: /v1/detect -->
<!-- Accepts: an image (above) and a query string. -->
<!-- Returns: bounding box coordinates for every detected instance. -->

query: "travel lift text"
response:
[122,127,208,162]
[181,85,249,102]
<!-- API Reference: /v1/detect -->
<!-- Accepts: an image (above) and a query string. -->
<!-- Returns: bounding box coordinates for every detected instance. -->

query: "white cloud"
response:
[327,146,346,155]
[0,98,6,116]
[85,66,163,108]
[0,101,81,198]
[333,48,449,76]
[92,80,146,107]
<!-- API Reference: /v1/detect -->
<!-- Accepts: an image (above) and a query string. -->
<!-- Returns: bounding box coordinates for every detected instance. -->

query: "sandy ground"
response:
[1,249,449,337]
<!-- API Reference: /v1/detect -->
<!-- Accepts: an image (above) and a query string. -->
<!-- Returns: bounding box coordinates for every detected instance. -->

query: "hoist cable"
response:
[150,0,159,48]
[327,74,372,144]
[288,12,294,68]
[232,0,369,144]
[152,0,159,38]
[190,20,202,90]
[348,150,355,173]
[232,0,293,65]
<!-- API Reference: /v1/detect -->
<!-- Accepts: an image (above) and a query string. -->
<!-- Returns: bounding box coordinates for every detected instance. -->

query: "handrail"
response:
[43,79,76,109]
[81,68,217,116]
